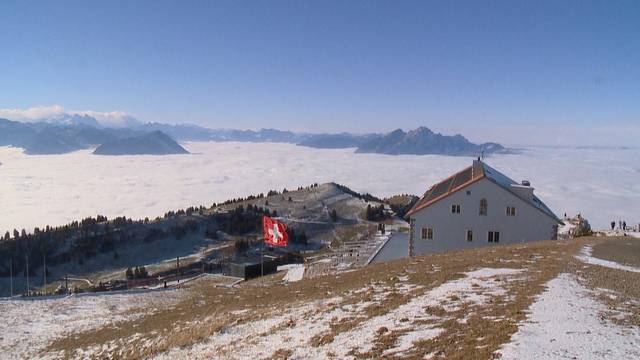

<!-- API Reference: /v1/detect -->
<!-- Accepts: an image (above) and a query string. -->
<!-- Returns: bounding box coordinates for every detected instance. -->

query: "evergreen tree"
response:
[330,209,338,222]
[235,239,249,254]
[125,267,133,279]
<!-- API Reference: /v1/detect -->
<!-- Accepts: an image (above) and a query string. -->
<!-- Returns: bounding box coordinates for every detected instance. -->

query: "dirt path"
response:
[40,236,637,359]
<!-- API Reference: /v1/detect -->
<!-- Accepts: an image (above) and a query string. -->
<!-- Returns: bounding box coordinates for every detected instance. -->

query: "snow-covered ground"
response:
[498,273,640,359]
[152,267,523,359]
[602,230,640,239]
[0,289,187,359]
[576,245,640,273]
[557,221,576,237]
[278,264,305,282]
[0,142,638,234]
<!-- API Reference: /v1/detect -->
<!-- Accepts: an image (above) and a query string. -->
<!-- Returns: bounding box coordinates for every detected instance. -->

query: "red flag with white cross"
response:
[263,215,288,247]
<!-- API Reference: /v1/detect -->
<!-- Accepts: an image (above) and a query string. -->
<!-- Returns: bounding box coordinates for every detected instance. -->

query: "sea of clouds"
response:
[0,142,638,233]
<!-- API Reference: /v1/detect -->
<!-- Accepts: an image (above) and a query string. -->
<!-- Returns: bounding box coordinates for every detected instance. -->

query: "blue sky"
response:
[0,1,638,145]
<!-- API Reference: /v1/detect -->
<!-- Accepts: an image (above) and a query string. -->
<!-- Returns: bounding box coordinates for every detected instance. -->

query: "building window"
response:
[451,204,461,214]
[479,199,488,216]
[506,206,516,216]
[488,231,500,243]
[467,230,473,242]
[421,227,433,240]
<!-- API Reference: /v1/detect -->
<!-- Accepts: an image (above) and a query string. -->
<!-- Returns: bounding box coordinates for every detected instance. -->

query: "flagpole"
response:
[261,218,264,286]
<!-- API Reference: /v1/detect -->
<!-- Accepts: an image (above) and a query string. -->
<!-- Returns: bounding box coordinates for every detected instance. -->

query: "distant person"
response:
[623,221,627,231]
[611,221,616,231]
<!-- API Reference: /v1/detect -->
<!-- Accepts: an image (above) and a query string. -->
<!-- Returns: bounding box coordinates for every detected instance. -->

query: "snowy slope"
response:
[0,289,186,359]
[498,273,640,359]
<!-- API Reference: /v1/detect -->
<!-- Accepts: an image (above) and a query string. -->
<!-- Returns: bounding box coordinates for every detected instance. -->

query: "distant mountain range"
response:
[0,118,140,155]
[297,133,379,149]
[135,123,506,156]
[355,127,505,156]
[94,131,189,155]
[0,115,507,156]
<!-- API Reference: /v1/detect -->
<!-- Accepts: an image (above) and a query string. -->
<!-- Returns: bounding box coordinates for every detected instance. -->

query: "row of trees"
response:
[0,211,206,277]
[163,205,208,219]
[287,228,309,245]
[0,182,328,278]
[216,183,320,208]
[365,204,390,222]
[333,183,384,203]
[218,204,276,235]
[0,215,133,277]
[385,195,420,219]
[125,266,149,279]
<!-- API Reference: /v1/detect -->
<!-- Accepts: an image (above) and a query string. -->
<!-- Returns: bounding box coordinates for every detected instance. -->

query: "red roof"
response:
[406,160,562,223]
[406,160,485,216]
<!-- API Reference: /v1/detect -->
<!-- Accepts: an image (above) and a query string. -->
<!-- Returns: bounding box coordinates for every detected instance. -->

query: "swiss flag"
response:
[263,215,288,247]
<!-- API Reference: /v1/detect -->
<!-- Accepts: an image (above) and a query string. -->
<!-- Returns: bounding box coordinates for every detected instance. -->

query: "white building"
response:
[407,160,562,256]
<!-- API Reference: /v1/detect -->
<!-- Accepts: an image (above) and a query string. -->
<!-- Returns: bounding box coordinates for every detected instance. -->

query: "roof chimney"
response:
[511,182,534,201]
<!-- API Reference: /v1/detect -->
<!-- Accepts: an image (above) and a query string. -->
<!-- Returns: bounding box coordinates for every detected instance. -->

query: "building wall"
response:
[410,178,559,255]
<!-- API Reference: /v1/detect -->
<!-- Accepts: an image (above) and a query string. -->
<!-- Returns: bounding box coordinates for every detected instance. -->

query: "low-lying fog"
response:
[1,142,638,233]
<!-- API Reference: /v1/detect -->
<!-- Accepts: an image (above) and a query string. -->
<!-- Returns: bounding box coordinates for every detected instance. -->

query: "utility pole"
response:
[177,256,180,283]
[43,254,47,293]
[9,258,13,297]
[25,254,29,297]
